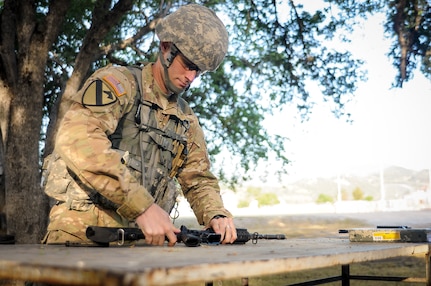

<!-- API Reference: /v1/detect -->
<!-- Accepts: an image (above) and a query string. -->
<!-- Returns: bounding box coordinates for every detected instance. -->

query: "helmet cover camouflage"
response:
[156,4,228,72]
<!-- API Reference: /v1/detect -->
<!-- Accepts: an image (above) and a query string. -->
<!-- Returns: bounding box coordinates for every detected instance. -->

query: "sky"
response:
[260,11,431,183]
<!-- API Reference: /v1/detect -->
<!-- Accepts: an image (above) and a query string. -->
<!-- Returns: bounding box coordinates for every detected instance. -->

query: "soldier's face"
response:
[166,52,199,91]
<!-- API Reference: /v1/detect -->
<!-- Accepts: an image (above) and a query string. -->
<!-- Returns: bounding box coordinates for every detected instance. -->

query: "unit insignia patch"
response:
[82,80,118,106]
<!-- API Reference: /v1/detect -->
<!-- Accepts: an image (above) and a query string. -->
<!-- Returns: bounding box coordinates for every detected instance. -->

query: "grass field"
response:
[176,211,429,286]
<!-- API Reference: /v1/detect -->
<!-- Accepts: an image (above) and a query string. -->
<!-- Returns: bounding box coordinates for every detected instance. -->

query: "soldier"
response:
[41,4,237,246]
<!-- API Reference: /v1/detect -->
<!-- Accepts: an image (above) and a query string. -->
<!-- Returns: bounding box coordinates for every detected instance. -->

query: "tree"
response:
[386,0,431,86]
[352,187,364,200]
[316,193,334,204]
[0,0,430,243]
[325,0,430,87]
[0,0,73,243]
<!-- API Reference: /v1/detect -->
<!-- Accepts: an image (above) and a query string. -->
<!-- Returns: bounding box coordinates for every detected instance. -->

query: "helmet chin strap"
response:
[159,51,190,95]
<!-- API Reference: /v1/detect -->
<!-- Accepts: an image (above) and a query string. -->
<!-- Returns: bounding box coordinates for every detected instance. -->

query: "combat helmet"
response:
[156,4,229,73]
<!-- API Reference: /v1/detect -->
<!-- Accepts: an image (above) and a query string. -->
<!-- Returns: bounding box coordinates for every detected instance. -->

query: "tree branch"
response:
[101,3,172,56]
[289,0,306,50]
[101,18,159,55]
[395,1,407,80]
[42,0,72,51]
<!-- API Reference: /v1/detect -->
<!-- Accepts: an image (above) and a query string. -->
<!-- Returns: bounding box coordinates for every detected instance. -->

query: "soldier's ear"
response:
[161,42,177,65]
[160,42,172,53]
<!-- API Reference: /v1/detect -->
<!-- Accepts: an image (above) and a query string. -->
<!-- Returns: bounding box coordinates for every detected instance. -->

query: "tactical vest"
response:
[42,66,190,214]
[108,66,190,213]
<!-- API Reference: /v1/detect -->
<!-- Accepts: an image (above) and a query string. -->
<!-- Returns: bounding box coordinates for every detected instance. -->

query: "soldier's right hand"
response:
[135,203,180,246]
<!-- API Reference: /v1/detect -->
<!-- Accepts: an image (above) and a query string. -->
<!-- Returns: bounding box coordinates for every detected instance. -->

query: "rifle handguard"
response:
[234,228,286,244]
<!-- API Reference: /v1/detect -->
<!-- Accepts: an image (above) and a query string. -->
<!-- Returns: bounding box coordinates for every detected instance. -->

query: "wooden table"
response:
[0,238,429,285]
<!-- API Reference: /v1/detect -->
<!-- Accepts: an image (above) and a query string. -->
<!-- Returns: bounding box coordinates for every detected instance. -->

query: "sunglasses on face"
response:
[173,44,203,76]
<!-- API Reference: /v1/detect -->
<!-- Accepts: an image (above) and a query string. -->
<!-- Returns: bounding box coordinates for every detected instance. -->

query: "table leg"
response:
[426,250,430,286]
[341,264,350,286]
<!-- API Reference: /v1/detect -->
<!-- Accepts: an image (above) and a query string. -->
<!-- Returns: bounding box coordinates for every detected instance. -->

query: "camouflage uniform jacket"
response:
[54,63,232,226]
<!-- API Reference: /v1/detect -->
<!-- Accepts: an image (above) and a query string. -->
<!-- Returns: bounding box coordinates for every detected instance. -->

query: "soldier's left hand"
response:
[208,216,237,244]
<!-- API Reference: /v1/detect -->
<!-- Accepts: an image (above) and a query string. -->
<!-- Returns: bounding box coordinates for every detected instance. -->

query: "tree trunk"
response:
[0,0,71,243]
[4,29,52,242]
[0,84,12,234]
[0,81,11,217]
[4,84,49,243]
[0,127,5,234]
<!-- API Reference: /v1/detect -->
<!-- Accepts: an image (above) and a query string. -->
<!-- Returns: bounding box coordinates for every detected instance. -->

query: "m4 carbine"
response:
[85,225,286,247]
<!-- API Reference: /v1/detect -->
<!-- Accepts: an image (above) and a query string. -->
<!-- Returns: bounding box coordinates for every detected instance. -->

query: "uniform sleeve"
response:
[56,66,155,220]
[176,111,233,225]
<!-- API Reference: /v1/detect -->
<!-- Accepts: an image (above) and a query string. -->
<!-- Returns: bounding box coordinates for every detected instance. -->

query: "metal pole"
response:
[426,249,430,286]
[341,264,350,286]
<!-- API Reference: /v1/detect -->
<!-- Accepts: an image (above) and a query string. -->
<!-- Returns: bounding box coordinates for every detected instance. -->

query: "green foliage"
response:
[385,0,431,87]
[352,187,364,200]
[237,187,280,207]
[246,186,262,197]
[364,195,374,201]
[27,0,431,184]
[237,199,250,208]
[316,193,334,204]
[256,193,280,207]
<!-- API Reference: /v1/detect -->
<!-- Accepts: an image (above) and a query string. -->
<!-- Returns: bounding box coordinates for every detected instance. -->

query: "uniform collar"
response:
[141,64,185,117]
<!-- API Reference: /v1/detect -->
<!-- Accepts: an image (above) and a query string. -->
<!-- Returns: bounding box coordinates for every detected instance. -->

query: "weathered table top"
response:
[0,238,429,285]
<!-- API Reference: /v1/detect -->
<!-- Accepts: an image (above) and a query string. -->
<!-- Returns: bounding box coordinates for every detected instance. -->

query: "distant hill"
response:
[275,166,430,203]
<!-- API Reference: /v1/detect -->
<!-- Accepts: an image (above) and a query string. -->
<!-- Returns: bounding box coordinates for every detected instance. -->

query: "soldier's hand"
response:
[135,203,180,246]
[208,216,237,244]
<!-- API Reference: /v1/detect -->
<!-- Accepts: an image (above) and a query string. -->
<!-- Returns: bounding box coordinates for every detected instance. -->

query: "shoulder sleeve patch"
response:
[103,74,126,97]
[82,80,118,107]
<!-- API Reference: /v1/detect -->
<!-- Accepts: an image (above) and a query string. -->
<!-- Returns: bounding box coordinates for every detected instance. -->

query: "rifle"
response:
[85,225,286,247]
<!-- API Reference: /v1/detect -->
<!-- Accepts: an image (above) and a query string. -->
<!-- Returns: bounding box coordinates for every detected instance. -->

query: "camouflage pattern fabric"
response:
[43,64,232,244]
[156,4,228,72]
[42,203,128,244]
